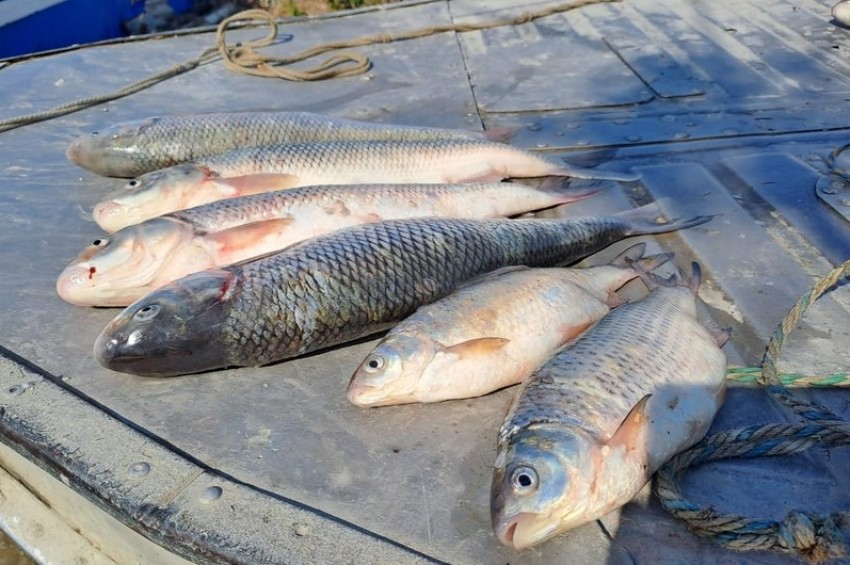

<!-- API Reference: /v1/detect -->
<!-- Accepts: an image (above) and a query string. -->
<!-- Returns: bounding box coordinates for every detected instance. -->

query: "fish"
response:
[57,180,596,307]
[490,262,728,550]
[93,202,711,377]
[92,139,639,232]
[347,243,673,407]
[66,111,509,178]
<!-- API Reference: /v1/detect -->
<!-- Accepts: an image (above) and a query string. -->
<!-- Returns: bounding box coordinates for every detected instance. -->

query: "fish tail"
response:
[630,258,704,295]
[535,177,601,203]
[617,199,713,236]
[610,242,675,274]
[550,163,640,182]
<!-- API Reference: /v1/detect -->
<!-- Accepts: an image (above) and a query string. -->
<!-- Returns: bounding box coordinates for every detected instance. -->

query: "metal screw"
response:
[200,486,223,503]
[128,462,151,478]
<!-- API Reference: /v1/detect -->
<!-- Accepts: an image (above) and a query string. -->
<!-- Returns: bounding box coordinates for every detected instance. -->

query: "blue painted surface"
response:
[0,0,147,58]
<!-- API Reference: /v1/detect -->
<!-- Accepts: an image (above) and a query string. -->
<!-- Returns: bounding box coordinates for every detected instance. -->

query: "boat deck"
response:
[1,0,850,563]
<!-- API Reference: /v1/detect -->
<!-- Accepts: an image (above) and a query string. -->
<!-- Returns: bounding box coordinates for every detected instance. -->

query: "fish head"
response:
[94,269,237,377]
[66,118,159,177]
[346,328,438,407]
[491,424,599,549]
[56,218,200,307]
[93,164,213,232]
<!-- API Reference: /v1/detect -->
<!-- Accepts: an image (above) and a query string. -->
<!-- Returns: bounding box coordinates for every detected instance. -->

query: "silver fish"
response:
[93,202,709,377]
[66,111,506,177]
[491,263,728,550]
[92,139,638,232]
[58,181,594,307]
[347,243,672,407]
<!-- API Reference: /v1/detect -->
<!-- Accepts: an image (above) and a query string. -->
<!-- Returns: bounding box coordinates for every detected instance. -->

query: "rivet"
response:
[128,462,150,478]
[201,486,223,503]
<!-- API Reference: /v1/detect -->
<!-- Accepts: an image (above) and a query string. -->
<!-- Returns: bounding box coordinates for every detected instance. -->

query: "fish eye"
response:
[92,238,108,247]
[363,355,385,373]
[510,466,539,494]
[133,304,161,322]
[126,179,140,189]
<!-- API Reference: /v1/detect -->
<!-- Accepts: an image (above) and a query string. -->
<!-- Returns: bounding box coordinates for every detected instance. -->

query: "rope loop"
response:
[655,259,850,564]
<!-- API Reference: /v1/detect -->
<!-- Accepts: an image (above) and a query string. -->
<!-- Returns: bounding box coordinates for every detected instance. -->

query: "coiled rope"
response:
[0,0,621,133]
[656,260,850,565]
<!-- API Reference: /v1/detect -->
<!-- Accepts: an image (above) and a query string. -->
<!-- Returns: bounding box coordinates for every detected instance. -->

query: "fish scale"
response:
[67,111,491,177]
[94,205,711,377]
[499,288,698,444]
[346,243,674,407]
[95,137,638,232]
[490,269,728,550]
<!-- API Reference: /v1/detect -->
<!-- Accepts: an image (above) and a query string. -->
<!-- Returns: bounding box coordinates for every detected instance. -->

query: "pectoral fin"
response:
[439,337,510,360]
[221,173,301,196]
[206,217,295,261]
[607,394,652,453]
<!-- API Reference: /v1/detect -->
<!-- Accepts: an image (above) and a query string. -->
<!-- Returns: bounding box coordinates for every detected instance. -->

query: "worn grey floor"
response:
[1,0,849,563]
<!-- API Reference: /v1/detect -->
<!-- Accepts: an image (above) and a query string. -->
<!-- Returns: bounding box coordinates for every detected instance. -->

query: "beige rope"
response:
[0,0,621,132]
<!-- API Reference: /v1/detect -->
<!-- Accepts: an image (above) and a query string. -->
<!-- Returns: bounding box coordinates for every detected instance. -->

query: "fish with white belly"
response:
[491,262,728,550]
[347,243,672,406]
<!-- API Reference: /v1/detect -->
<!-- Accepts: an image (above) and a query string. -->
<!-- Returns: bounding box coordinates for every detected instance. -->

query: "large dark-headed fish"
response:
[491,263,727,550]
[94,203,710,377]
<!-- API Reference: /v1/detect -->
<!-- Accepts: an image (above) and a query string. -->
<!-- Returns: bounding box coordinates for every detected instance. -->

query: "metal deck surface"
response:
[1,0,850,563]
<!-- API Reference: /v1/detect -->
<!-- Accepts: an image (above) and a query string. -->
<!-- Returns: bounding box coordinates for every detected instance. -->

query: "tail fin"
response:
[535,177,601,204]
[630,259,703,296]
[610,242,675,274]
[616,199,714,236]
[551,163,640,182]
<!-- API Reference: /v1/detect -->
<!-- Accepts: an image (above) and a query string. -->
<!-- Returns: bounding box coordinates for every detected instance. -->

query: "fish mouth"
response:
[346,384,392,407]
[66,138,87,167]
[494,512,558,550]
[56,264,96,306]
[93,200,133,233]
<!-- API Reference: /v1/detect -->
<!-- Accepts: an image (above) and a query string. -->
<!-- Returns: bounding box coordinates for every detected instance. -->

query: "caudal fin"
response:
[551,163,640,182]
[609,242,675,274]
[616,199,714,236]
[629,259,703,296]
[535,177,601,204]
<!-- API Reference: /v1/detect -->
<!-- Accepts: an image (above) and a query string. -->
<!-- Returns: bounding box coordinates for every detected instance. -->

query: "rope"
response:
[0,48,221,133]
[656,259,850,565]
[0,0,620,133]
[725,366,850,388]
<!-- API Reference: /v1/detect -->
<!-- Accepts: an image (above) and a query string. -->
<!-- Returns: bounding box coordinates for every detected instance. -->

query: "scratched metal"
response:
[0,0,849,563]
